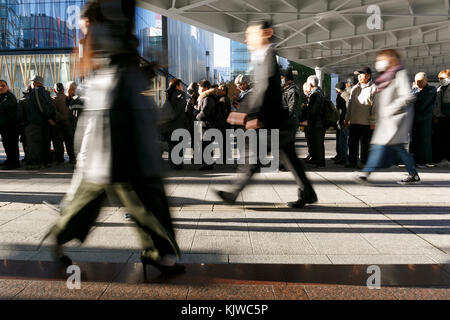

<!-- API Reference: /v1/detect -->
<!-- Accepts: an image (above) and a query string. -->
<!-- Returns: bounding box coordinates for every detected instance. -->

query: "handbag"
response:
[226,111,247,126]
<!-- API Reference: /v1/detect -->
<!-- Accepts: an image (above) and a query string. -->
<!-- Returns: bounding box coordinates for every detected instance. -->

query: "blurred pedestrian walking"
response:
[42,0,184,277]
[216,20,317,208]
[356,49,420,185]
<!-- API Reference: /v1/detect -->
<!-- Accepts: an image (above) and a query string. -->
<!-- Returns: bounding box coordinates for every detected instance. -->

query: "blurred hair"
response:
[248,19,272,30]
[55,83,65,93]
[166,78,183,100]
[415,72,428,79]
[0,79,7,86]
[187,82,199,95]
[65,81,77,92]
[347,76,358,86]
[438,69,450,78]
[307,75,319,87]
[219,83,228,96]
[234,74,249,85]
[377,49,401,61]
[199,80,211,89]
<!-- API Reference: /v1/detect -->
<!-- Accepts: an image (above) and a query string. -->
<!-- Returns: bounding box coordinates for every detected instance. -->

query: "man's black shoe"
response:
[216,190,237,205]
[288,196,318,208]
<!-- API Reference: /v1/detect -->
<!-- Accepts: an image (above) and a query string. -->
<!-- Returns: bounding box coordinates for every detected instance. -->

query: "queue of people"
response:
[0,76,82,170]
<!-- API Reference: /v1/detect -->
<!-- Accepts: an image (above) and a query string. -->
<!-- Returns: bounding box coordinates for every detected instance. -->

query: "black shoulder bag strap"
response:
[34,88,45,116]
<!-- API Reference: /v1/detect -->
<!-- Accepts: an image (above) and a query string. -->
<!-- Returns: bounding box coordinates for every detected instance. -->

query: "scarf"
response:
[374,64,404,93]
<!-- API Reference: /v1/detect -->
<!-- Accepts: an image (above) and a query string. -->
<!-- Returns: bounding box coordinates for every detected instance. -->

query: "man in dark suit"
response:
[0,80,20,170]
[216,20,317,208]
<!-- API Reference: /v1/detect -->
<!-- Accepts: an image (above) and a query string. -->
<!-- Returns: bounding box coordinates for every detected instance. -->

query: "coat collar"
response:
[198,88,216,101]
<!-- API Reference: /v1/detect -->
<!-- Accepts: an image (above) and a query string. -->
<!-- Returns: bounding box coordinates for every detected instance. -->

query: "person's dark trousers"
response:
[410,119,433,165]
[308,125,325,166]
[363,144,418,176]
[25,124,51,167]
[49,178,180,260]
[232,129,316,198]
[0,123,20,167]
[304,126,312,158]
[433,116,450,163]
[54,122,76,163]
[348,124,372,165]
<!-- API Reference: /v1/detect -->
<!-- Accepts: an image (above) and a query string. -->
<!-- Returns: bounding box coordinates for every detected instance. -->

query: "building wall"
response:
[167,18,214,85]
[230,40,249,81]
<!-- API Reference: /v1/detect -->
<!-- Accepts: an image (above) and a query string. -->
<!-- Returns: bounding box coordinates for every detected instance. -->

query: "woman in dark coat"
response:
[42,0,184,277]
[410,73,437,166]
[160,78,187,169]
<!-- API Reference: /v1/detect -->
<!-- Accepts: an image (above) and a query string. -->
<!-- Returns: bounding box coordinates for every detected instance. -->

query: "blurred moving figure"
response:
[233,74,252,112]
[304,75,326,168]
[42,0,184,277]
[53,83,76,164]
[0,80,20,170]
[25,75,56,169]
[433,69,450,164]
[410,73,436,167]
[356,49,420,185]
[345,67,377,168]
[216,20,317,209]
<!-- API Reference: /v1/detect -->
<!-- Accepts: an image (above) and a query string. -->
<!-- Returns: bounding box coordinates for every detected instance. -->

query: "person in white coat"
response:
[356,49,420,185]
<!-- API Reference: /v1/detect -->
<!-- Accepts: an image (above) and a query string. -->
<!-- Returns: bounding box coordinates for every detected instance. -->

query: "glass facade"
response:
[230,40,250,81]
[167,18,214,85]
[0,0,86,52]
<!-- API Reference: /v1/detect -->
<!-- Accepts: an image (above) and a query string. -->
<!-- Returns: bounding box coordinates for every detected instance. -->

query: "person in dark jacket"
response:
[216,20,317,209]
[410,73,436,167]
[161,78,187,170]
[17,86,31,163]
[25,75,56,169]
[42,0,184,276]
[0,80,20,170]
[53,83,76,164]
[304,75,326,168]
[196,79,218,170]
[433,69,450,164]
[334,82,348,165]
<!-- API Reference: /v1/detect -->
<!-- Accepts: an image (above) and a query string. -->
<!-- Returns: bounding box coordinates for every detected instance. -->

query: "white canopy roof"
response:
[138,0,450,79]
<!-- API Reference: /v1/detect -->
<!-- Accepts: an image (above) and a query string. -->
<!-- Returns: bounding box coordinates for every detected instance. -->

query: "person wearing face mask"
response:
[433,69,450,164]
[356,49,419,185]
[410,73,437,168]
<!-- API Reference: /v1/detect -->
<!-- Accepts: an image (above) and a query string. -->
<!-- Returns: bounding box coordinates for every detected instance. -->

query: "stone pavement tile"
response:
[0,250,36,261]
[187,284,275,300]
[272,285,309,300]
[0,279,31,300]
[190,235,253,255]
[389,287,450,300]
[100,283,188,300]
[359,233,445,255]
[180,205,214,211]
[179,254,228,264]
[303,285,399,300]
[82,234,140,250]
[416,234,450,254]
[13,280,108,300]
[249,232,317,255]
[229,255,331,264]
[304,233,378,255]
[327,255,437,265]
[196,212,248,237]
[174,233,196,252]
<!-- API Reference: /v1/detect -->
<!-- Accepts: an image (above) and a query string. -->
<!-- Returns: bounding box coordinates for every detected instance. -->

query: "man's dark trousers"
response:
[0,123,20,166]
[348,124,372,165]
[232,129,315,197]
[308,125,325,166]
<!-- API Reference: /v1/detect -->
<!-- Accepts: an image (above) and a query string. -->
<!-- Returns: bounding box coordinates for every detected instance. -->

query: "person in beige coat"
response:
[356,49,420,185]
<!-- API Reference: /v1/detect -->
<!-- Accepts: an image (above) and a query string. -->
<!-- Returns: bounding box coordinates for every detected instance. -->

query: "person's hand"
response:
[344,120,350,127]
[370,124,375,130]
[48,119,56,126]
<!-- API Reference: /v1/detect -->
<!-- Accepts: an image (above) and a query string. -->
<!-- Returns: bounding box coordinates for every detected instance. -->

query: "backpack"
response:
[322,98,340,124]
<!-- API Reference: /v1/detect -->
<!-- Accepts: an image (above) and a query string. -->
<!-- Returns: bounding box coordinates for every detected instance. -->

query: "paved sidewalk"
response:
[0,135,449,267]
